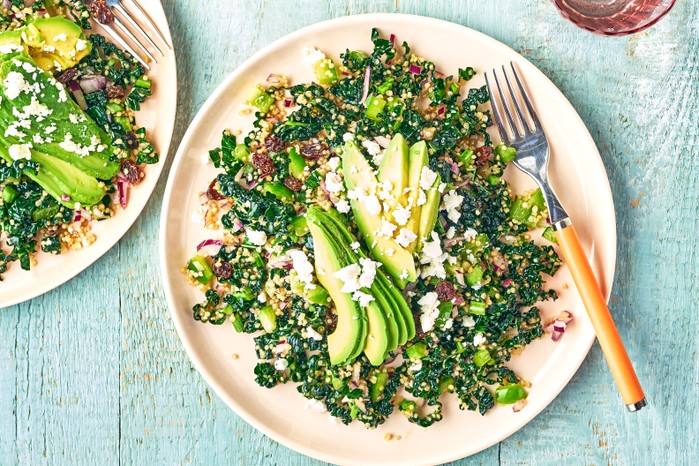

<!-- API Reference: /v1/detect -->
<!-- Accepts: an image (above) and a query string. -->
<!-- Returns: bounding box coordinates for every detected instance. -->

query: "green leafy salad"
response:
[186,29,562,428]
[0,0,157,279]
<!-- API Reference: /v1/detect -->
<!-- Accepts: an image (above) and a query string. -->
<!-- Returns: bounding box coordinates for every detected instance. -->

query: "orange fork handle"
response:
[556,224,645,407]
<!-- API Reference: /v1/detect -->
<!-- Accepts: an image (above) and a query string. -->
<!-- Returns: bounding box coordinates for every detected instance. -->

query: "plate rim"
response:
[160,12,616,466]
[0,0,178,309]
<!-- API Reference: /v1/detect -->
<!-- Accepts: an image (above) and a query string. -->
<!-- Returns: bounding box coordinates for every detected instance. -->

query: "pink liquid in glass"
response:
[553,0,676,35]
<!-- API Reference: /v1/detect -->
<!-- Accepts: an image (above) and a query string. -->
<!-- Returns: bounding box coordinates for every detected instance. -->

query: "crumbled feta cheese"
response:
[306,326,323,341]
[335,199,350,213]
[325,171,344,193]
[363,193,381,215]
[75,39,87,51]
[327,156,341,171]
[347,187,365,200]
[442,190,465,223]
[353,290,375,307]
[0,43,24,54]
[392,203,411,226]
[385,248,394,257]
[358,258,378,288]
[400,269,409,280]
[350,242,360,251]
[473,333,487,346]
[409,361,423,372]
[274,359,289,371]
[69,114,79,124]
[418,292,440,332]
[463,316,476,327]
[395,228,417,248]
[8,143,31,161]
[334,264,362,294]
[362,139,381,156]
[417,189,427,206]
[3,71,31,100]
[342,132,354,142]
[377,179,393,201]
[301,47,326,64]
[463,228,478,242]
[53,33,67,42]
[419,166,438,190]
[446,227,456,239]
[257,293,267,303]
[438,182,447,193]
[378,219,397,238]
[421,232,443,258]
[443,318,454,330]
[246,229,267,246]
[288,250,315,287]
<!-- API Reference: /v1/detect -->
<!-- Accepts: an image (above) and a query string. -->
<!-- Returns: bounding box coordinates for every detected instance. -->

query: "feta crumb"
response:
[288,250,315,287]
[274,359,289,371]
[419,166,438,190]
[335,199,350,213]
[395,228,417,248]
[362,138,381,156]
[306,326,323,341]
[392,203,411,226]
[463,316,476,327]
[385,248,395,257]
[53,33,67,42]
[442,190,465,223]
[421,232,443,258]
[363,193,381,215]
[246,229,267,246]
[473,333,487,346]
[342,132,354,142]
[8,143,31,161]
[378,219,397,238]
[75,39,87,51]
[446,227,456,239]
[350,242,360,251]
[353,290,375,307]
[327,156,341,171]
[400,269,409,280]
[418,292,440,332]
[301,47,326,64]
[325,171,344,193]
[358,258,379,288]
[417,189,427,206]
[334,264,362,293]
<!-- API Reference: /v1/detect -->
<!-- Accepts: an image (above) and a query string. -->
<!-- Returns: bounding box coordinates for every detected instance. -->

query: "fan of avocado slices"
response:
[0,19,118,208]
[186,29,563,428]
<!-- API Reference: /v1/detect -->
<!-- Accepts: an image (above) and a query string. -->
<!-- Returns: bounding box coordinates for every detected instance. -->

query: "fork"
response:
[96,0,172,70]
[485,63,647,412]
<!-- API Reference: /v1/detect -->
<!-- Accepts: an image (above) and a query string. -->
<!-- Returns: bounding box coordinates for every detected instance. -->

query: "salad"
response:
[186,29,565,428]
[0,0,157,279]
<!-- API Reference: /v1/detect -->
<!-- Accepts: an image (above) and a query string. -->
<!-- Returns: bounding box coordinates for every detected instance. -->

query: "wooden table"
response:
[1,1,696,464]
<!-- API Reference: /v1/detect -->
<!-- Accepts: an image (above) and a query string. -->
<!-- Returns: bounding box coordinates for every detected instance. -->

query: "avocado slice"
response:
[342,141,416,288]
[417,174,442,251]
[377,134,409,213]
[319,208,401,351]
[0,54,119,181]
[404,140,429,253]
[0,17,91,71]
[0,143,103,207]
[363,301,390,366]
[307,209,367,366]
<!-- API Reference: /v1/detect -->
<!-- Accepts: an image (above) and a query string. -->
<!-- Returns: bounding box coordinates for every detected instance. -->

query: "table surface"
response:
[1,1,697,465]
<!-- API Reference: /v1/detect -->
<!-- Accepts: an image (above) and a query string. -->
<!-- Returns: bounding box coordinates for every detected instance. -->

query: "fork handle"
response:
[554,222,646,411]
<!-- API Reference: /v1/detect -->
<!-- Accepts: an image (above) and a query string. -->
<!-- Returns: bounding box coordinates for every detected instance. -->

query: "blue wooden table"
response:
[1,1,697,464]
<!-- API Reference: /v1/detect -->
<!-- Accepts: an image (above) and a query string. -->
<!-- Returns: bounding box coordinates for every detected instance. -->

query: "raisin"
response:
[105,83,125,99]
[435,280,457,302]
[300,142,329,160]
[206,179,225,200]
[474,146,494,168]
[120,160,141,185]
[252,152,276,175]
[87,0,115,24]
[123,132,139,149]
[283,176,302,192]
[265,135,285,153]
[212,261,233,280]
[57,68,78,84]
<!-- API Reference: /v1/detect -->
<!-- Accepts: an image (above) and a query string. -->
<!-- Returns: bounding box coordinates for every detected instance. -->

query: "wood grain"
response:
[1,0,697,464]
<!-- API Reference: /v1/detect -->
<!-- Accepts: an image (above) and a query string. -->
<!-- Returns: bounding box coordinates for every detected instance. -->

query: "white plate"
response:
[0,0,177,308]
[160,14,615,466]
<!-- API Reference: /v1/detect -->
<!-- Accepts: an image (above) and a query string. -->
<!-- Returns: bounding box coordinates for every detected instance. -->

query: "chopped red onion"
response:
[79,75,107,94]
[266,73,282,85]
[545,311,574,342]
[359,66,371,104]
[196,239,224,257]
[444,156,459,174]
[437,105,446,116]
[232,220,244,232]
[296,205,307,215]
[409,64,423,74]
[502,278,513,288]
[61,194,70,201]
[454,296,465,305]
[513,399,527,412]
[374,135,391,148]
[389,33,396,45]
[435,70,445,78]
[116,178,128,208]
[454,271,465,287]
[283,97,295,108]
[68,80,88,110]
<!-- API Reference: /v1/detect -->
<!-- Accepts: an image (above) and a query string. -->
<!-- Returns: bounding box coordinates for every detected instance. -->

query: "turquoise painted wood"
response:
[1,0,697,464]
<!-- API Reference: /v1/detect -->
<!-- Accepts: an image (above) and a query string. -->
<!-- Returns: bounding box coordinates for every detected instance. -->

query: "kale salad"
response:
[0,0,157,279]
[185,29,566,428]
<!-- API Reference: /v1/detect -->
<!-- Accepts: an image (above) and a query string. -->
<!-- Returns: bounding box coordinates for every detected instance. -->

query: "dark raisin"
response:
[265,135,285,153]
[206,179,225,200]
[300,142,329,160]
[212,261,233,279]
[435,280,457,302]
[87,0,115,24]
[474,146,494,168]
[325,312,338,333]
[283,176,302,192]
[252,152,276,175]
[120,160,141,185]
[105,83,125,99]
[57,68,78,84]
[123,133,139,149]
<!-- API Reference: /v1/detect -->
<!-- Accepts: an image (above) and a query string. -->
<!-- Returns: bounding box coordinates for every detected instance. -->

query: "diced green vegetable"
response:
[466,264,483,286]
[473,349,492,367]
[288,146,306,177]
[258,305,277,332]
[438,376,455,394]
[469,300,486,316]
[289,215,309,236]
[231,311,244,333]
[187,255,214,285]
[542,226,557,244]
[405,341,428,360]
[398,399,417,414]
[134,76,152,89]
[246,85,275,113]
[314,58,339,85]
[495,383,527,404]
[2,185,17,204]
[234,144,250,161]
[262,182,295,202]
[435,302,452,329]
[32,205,59,221]
[307,286,329,304]
[370,372,389,401]
[365,95,386,120]
[495,144,517,163]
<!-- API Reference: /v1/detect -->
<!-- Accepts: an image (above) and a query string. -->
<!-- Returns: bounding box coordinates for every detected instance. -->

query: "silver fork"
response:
[96,0,172,70]
[485,63,647,412]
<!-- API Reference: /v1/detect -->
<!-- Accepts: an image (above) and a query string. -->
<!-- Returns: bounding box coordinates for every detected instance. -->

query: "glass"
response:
[553,0,676,36]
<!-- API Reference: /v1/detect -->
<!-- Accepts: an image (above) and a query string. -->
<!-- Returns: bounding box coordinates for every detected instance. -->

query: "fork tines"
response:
[98,0,172,70]
[484,63,541,143]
